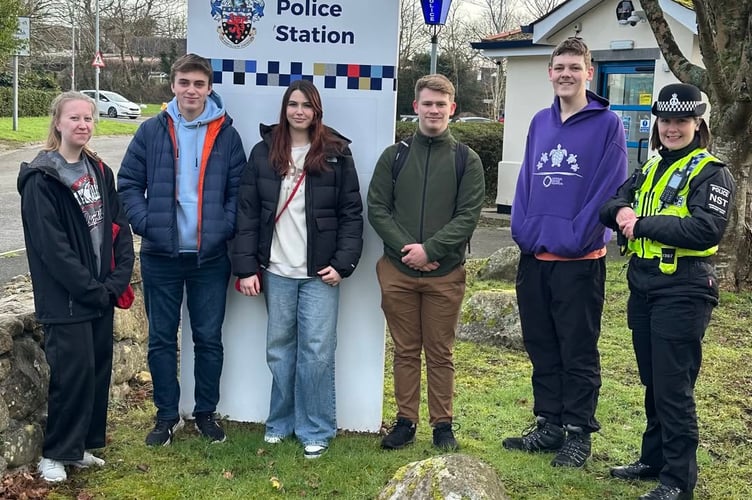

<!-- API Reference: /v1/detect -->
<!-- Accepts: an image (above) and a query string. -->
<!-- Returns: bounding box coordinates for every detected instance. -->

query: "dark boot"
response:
[381,417,416,450]
[502,416,565,452]
[550,425,591,467]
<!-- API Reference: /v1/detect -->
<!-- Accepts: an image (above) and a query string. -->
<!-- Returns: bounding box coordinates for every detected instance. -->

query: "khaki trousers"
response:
[376,256,466,426]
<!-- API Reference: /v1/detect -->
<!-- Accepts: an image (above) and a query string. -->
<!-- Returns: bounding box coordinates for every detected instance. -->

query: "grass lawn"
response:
[36,259,752,499]
[0,116,139,148]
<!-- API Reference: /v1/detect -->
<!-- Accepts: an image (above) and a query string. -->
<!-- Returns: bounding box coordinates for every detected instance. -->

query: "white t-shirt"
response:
[268,144,309,278]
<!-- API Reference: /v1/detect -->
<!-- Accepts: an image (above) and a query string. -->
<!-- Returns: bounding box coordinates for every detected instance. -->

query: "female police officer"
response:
[599,83,735,500]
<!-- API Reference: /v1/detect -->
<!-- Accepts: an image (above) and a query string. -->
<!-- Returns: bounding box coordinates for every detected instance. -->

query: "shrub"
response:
[0,89,58,117]
[395,121,503,204]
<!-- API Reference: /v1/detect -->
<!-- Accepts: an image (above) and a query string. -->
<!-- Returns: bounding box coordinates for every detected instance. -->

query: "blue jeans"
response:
[141,252,230,420]
[263,271,339,447]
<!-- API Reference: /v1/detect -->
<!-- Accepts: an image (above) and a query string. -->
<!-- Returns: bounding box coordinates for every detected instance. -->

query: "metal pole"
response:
[71,25,75,91]
[12,55,18,131]
[95,0,100,108]
[430,32,438,74]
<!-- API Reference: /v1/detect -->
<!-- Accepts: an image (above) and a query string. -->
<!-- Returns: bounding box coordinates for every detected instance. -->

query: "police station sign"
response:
[184,0,400,432]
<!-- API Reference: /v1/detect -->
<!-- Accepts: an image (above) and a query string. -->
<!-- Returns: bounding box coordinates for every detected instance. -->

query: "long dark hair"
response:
[269,80,346,176]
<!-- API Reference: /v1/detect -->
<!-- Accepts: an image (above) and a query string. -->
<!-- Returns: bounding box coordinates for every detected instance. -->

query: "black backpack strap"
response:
[392,136,413,186]
[454,142,472,254]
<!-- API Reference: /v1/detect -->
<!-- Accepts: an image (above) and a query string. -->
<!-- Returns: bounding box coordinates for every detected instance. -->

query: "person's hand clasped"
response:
[238,275,261,296]
[318,266,342,286]
[616,207,638,241]
[401,243,439,272]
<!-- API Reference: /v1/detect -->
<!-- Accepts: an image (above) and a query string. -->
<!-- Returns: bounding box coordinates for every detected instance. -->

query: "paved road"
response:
[0,135,132,284]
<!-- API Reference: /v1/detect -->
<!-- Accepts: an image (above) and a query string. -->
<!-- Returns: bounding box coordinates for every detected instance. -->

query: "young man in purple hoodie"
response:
[503,37,628,467]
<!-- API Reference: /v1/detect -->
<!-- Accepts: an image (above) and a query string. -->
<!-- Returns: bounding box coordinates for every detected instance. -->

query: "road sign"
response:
[14,17,30,56]
[92,51,105,68]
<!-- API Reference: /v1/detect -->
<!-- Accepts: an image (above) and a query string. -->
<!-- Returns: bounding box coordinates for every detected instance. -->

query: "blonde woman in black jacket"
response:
[18,92,134,482]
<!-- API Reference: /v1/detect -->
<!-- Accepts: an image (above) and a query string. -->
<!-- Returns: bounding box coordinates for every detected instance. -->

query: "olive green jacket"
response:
[367,128,485,277]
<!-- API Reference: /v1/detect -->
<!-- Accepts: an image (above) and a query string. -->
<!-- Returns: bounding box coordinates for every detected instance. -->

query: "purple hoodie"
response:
[511,90,628,258]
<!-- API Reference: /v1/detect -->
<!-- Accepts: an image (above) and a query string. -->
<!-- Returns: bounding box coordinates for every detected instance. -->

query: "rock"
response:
[135,370,152,384]
[1,423,44,467]
[378,454,509,500]
[457,290,524,351]
[0,358,12,380]
[111,341,146,385]
[0,316,22,355]
[0,399,9,433]
[476,246,520,283]
[109,382,131,401]
[0,338,49,421]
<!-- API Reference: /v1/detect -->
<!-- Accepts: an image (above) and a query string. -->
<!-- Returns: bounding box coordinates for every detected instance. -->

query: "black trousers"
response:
[515,255,605,433]
[42,309,114,461]
[627,264,714,492]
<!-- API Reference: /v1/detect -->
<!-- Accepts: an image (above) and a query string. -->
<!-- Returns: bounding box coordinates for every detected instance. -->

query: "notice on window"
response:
[639,93,652,105]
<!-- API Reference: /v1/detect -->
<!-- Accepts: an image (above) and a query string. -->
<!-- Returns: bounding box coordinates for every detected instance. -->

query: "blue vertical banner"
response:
[181,0,399,432]
[421,0,452,25]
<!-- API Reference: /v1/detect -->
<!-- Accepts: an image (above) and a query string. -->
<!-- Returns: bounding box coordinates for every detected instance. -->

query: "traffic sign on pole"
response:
[92,51,105,68]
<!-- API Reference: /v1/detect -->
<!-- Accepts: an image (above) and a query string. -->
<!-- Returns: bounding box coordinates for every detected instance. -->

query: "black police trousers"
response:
[627,256,717,492]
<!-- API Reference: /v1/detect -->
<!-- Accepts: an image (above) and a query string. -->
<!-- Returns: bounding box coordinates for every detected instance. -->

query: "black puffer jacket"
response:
[232,124,363,279]
[18,151,135,324]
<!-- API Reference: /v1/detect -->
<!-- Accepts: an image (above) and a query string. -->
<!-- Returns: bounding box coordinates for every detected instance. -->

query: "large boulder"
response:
[476,246,520,283]
[378,454,509,500]
[457,290,523,351]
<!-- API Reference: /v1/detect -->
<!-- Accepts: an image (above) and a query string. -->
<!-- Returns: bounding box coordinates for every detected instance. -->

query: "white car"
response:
[80,90,141,119]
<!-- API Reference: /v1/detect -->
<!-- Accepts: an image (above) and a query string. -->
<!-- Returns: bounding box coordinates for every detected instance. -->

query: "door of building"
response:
[598,62,655,172]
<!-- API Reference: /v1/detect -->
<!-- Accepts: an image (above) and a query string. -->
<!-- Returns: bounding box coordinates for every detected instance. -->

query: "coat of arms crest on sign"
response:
[211,0,265,48]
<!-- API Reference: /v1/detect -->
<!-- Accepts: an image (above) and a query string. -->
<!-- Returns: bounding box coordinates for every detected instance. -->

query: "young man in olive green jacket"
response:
[367,74,485,451]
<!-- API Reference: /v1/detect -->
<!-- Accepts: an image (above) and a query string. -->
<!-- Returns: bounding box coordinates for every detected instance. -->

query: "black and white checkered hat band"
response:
[655,99,702,113]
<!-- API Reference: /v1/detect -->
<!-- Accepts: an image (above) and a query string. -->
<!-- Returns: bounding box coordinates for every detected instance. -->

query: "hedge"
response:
[395,121,503,204]
[0,89,58,117]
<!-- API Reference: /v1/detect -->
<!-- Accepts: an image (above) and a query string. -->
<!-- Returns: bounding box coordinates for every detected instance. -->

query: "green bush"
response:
[0,88,58,117]
[395,121,503,204]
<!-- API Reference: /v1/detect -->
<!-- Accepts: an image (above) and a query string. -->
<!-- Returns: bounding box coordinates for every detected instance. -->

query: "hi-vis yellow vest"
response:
[627,148,719,274]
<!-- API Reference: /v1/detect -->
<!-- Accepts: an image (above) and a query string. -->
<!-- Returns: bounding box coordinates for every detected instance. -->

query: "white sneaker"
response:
[64,451,105,468]
[38,457,67,482]
[264,435,283,444]
[303,444,327,459]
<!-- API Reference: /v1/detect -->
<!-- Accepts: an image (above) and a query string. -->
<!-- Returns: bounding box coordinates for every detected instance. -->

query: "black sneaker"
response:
[194,412,226,443]
[550,426,591,467]
[145,417,184,446]
[381,417,416,450]
[502,417,565,452]
[432,421,460,451]
[639,483,693,500]
[610,460,661,480]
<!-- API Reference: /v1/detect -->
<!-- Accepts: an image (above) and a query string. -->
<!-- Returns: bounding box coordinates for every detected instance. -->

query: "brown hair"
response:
[170,53,213,85]
[414,74,455,102]
[269,80,346,176]
[549,37,592,69]
[44,91,97,157]
[649,117,711,150]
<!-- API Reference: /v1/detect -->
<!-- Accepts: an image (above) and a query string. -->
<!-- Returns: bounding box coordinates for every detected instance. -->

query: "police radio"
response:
[659,169,688,208]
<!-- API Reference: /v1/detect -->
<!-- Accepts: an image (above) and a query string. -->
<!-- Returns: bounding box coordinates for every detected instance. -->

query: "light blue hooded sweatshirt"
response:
[166,91,226,252]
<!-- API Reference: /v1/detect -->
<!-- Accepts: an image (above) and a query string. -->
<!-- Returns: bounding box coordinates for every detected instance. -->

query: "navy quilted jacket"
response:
[118,111,246,262]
